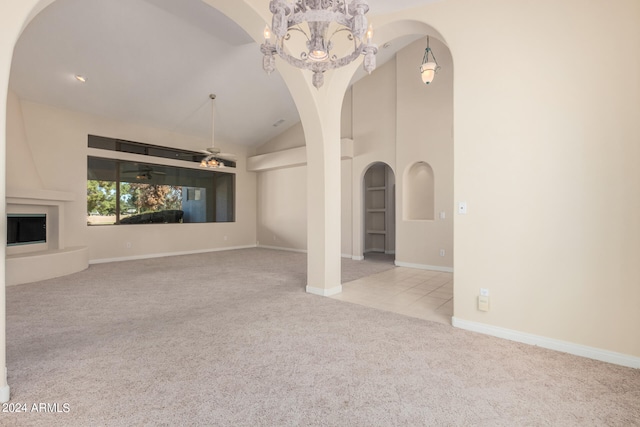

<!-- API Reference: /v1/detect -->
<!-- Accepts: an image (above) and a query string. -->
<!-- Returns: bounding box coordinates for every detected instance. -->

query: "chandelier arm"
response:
[275,41,372,71]
[329,27,358,43]
[286,25,311,42]
[288,10,352,27]
[431,50,438,67]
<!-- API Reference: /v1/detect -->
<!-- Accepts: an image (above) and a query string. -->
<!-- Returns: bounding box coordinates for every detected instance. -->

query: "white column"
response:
[0,31,10,409]
[0,0,51,403]
[351,165,364,260]
[304,95,343,296]
[0,17,14,403]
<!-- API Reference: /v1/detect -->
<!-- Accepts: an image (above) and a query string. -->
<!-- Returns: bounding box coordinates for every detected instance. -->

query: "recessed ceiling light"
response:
[383,42,392,49]
[74,74,87,83]
[272,119,285,127]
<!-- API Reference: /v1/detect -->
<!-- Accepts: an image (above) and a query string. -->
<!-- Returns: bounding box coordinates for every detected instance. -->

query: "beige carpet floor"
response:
[3,248,639,426]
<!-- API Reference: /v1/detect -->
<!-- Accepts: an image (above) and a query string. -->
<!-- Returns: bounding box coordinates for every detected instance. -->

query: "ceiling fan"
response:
[121,165,166,180]
[199,94,237,168]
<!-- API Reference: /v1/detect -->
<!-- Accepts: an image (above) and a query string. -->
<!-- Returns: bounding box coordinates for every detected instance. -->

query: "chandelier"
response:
[260,0,378,89]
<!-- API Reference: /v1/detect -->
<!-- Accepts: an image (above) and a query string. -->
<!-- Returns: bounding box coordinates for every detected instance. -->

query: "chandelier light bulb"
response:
[264,26,271,41]
[366,24,374,43]
[309,49,329,62]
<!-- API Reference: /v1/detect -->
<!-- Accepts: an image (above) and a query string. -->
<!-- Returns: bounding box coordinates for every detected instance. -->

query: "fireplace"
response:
[7,214,47,246]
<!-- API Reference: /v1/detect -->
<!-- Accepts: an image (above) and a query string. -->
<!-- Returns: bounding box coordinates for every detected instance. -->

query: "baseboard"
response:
[257,244,307,254]
[452,317,640,369]
[385,250,396,255]
[89,244,257,265]
[257,245,355,260]
[364,248,385,253]
[0,384,9,403]
[394,260,453,273]
[306,285,343,297]
[351,255,364,261]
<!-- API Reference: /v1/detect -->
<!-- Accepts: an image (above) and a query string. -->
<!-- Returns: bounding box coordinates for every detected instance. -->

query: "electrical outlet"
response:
[478,296,490,311]
[458,202,468,215]
[439,249,445,257]
[125,242,132,249]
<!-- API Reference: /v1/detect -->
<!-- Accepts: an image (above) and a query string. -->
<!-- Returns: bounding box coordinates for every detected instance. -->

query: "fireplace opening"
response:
[7,214,46,246]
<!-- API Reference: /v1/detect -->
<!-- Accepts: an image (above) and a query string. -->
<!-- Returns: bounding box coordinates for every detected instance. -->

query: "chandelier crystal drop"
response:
[260,0,378,89]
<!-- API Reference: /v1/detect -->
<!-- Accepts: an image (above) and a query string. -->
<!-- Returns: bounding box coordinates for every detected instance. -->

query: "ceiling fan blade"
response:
[217,152,237,161]
[201,147,221,155]
[122,168,166,175]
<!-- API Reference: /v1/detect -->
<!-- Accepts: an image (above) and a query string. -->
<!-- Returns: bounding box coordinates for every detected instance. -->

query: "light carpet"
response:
[3,248,639,426]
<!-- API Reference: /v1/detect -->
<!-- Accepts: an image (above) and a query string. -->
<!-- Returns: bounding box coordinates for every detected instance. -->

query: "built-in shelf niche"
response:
[364,163,395,254]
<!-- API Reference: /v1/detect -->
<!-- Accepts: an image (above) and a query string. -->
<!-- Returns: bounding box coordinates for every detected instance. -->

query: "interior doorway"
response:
[363,162,395,263]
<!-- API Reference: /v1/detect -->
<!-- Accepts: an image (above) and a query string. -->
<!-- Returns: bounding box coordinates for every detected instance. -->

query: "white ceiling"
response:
[10,0,437,148]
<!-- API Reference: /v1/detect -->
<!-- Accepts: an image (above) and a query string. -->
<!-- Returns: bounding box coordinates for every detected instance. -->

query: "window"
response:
[88,135,236,167]
[87,157,235,225]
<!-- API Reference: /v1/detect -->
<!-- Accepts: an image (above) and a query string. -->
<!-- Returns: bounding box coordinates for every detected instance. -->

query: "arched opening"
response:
[0,1,456,408]
[362,162,395,262]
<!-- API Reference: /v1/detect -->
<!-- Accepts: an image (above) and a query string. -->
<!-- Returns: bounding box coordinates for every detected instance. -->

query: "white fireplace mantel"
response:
[5,187,88,286]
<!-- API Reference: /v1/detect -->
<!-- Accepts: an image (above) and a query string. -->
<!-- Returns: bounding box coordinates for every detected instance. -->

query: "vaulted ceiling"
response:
[10,0,438,148]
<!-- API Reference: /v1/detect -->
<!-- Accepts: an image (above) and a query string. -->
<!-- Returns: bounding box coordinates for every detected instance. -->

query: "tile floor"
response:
[333,264,453,325]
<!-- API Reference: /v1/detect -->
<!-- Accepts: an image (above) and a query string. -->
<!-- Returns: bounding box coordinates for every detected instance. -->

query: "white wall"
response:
[256,158,354,257]
[412,0,640,357]
[6,90,42,190]
[7,97,257,263]
[395,37,454,269]
[257,165,306,251]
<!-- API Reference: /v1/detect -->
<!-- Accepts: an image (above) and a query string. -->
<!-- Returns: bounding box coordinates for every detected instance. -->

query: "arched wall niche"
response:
[403,161,435,221]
